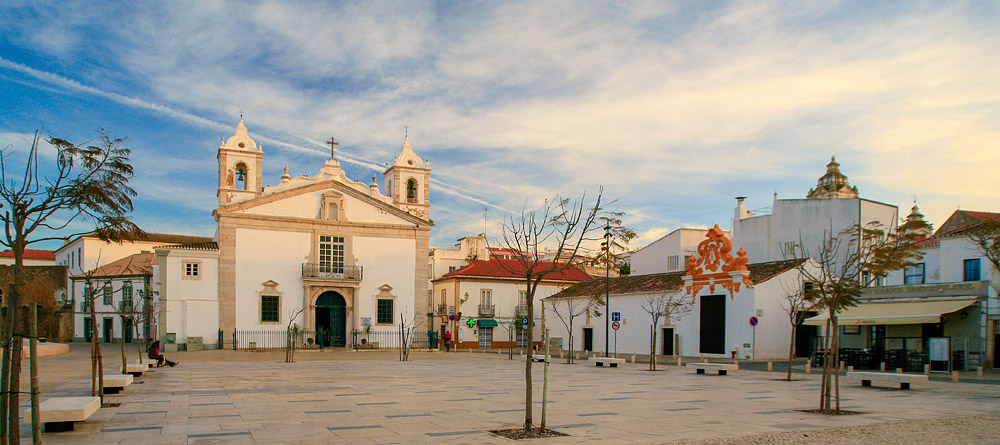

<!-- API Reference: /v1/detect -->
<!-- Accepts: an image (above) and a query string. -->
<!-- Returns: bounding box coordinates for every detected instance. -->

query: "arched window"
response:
[406,179,418,204]
[235,162,248,191]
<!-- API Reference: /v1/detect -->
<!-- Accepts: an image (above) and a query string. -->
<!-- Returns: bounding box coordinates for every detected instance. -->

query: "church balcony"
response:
[301,264,363,282]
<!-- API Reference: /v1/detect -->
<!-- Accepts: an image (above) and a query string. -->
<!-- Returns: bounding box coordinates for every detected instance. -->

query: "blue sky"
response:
[2,1,999,252]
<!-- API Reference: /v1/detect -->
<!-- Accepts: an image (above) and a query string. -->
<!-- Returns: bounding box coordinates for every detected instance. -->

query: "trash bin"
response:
[187,336,204,351]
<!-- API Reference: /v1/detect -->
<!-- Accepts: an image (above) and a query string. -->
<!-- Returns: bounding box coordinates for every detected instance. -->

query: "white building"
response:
[153,120,434,350]
[0,249,56,266]
[546,226,813,360]
[809,207,1000,369]
[628,228,707,276]
[431,258,592,349]
[70,252,158,344]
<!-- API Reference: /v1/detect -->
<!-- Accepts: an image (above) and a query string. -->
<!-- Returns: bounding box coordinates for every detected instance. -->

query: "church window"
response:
[184,261,202,279]
[377,299,394,324]
[319,236,345,274]
[103,283,112,305]
[260,295,279,323]
[235,162,248,191]
[406,179,418,204]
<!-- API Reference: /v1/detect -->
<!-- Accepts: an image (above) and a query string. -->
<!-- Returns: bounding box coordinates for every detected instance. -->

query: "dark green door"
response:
[699,295,725,354]
[316,291,347,347]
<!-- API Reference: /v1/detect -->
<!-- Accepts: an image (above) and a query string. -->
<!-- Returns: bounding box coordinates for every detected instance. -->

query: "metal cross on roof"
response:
[327,137,339,159]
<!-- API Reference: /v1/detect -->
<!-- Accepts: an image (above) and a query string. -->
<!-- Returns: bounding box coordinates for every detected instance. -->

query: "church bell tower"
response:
[383,136,430,220]
[218,119,264,206]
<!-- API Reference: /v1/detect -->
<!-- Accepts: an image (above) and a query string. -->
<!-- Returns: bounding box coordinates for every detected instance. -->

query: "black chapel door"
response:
[700,295,725,354]
[316,291,347,347]
[583,328,593,352]
[662,328,674,355]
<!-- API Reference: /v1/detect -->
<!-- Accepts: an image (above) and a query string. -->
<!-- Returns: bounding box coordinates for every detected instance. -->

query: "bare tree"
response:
[0,130,142,442]
[777,279,816,381]
[109,279,143,374]
[547,292,603,364]
[967,216,1000,290]
[398,313,413,362]
[492,190,606,432]
[285,308,305,363]
[639,292,693,371]
[782,219,926,413]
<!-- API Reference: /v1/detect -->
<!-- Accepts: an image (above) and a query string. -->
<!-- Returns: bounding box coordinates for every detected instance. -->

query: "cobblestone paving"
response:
[20,346,1000,444]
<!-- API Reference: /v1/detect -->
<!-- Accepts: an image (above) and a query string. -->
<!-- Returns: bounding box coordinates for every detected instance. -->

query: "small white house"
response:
[546,226,813,360]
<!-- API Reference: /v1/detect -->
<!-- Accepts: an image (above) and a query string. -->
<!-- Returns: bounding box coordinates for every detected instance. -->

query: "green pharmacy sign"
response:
[466,318,476,327]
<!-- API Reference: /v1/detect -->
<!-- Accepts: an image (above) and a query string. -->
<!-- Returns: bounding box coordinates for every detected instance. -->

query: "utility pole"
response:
[604,224,611,358]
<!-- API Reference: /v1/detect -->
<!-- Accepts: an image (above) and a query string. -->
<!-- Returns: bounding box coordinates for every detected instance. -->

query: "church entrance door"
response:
[316,291,347,347]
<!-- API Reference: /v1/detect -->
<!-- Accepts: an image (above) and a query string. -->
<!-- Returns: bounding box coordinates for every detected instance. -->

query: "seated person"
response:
[147,340,178,367]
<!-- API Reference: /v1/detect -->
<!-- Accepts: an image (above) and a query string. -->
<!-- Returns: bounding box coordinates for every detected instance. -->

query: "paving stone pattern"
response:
[20,352,1000,444]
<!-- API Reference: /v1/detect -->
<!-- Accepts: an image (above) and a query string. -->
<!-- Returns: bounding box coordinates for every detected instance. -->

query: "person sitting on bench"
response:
[147,340,178,367]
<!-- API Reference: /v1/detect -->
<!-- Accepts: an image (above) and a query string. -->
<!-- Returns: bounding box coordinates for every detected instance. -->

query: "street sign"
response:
[611,321,620,331]
[521,317,529,327]
[749,316,758,327]
[611,312,621,322]
[449,314,455,321]
[466,318,476,327]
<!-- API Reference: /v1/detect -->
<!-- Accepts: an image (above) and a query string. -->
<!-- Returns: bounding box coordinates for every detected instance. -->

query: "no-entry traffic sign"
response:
[611,321,621,331]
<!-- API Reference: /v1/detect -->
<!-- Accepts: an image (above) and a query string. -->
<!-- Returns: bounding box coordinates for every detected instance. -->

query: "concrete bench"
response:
[686,363,738,375]
[845,371,929,390]
[121,363,149,377]
[137,358,158,368]
[589,357,626,368]
[102,374,134,394]
[531,354,548,362]
[23,396,100,432]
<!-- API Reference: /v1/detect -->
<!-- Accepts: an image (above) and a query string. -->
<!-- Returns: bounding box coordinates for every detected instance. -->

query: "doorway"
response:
[795,324,817,358]
[478,327,493,349]
[699,295,725,354]
[123,319,133,344]
[103,317,114,343]
[662,327,675,355]
[583,327,593,352]
[315,291,347,347]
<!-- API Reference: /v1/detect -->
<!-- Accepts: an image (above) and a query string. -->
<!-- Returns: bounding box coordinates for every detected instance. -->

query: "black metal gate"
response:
[699,295,725,354]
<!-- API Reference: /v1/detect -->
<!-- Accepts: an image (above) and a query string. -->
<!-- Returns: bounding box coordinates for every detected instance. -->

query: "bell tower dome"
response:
[383,135,430,220]
[218,119,264,206]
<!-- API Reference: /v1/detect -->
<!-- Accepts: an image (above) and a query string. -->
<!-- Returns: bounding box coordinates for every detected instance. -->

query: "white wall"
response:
[158,248,220,348]
[630,229,707,275]
[234,228,311,330]
[353,236,417,329]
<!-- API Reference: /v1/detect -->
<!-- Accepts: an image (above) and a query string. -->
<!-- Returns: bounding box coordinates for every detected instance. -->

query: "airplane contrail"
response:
[0,56,511,213]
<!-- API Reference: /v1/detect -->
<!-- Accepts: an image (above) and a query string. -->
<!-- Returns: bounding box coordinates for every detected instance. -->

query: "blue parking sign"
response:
[611,312,621,322]
[521,317,529,327]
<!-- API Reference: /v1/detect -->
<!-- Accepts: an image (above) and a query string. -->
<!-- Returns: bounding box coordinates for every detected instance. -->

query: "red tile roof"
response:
[0,249,56,260]
[437,259,592,282]
[934,210,1000,238]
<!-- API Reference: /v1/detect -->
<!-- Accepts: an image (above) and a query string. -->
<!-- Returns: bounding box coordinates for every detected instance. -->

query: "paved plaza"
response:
[19,345,1000,444]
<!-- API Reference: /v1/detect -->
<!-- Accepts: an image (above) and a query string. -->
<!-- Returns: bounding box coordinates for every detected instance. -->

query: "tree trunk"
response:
[8,330,22,444]
[786,323,797,381]
[820,318,831,412]
[649,325,656,371]
[524,283,533,431]
[120,317,127,374]
[1,301,11,444]
[832,317,841,412]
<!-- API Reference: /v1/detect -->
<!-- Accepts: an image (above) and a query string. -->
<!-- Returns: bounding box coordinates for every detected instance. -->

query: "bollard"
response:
[895,368,902,374]
[805,362,811,375]
[677,357,682,367]
[977,366,984,377]
[880,362,886,372]
[924,364,930,375]
[560,350,564,359]
[952,370,959,383]
[767,362,773,372]
[840,361,845,371]
[848,365,854,372]
[631,354,636,364]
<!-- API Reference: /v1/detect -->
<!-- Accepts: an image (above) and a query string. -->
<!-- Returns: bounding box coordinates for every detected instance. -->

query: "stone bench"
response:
[121,363,149,377]
[531,354,548,362]
[102,374,133,394]
[137,358,158,368]
[589,357,626,368]
[686,363,738,375]
[845,371,929,390]
[23,396,100,432]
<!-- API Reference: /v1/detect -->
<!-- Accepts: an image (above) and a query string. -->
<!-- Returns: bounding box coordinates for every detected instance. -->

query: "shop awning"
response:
[803,298,978,326]
[477,319,499,327]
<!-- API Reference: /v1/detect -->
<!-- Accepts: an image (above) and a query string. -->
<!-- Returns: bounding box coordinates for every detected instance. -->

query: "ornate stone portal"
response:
[683,225,753,300]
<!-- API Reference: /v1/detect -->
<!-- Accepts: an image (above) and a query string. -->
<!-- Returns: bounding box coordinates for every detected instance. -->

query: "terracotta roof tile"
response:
[0,249,55,260]
[70,252,157,278]
[548,258,806,299]
[437,258,592,282]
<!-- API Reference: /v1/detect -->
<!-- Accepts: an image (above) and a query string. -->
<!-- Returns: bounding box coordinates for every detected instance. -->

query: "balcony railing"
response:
[514,304,530,318]
[301,264,363,281]
[437,303,447,314]
[478,304,495,317]
[79,301,90,312]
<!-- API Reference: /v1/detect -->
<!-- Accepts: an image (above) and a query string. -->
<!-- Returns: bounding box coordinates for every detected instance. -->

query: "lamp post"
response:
[604,224,611,358]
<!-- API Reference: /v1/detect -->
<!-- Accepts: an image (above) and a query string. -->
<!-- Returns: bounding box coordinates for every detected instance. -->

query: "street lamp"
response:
[603,224,611,358]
